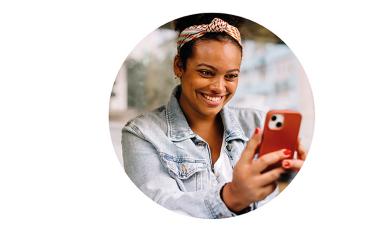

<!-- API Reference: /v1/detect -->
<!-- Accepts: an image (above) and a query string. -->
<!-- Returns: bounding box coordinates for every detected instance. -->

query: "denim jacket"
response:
[122,86,277,218]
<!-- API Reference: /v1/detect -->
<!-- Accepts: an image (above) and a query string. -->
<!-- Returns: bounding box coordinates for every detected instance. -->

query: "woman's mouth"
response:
[199,92,225,107]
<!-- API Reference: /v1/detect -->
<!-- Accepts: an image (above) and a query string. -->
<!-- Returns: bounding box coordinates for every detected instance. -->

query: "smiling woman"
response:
[118,13,311,219]
[175,38,242,169]
[175,39,241,120]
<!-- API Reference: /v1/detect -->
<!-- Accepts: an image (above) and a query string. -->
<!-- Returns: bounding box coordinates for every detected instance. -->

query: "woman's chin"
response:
[198,105,224,118]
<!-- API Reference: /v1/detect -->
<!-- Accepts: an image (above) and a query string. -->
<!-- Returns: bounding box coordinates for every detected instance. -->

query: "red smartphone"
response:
[257,110,302,167]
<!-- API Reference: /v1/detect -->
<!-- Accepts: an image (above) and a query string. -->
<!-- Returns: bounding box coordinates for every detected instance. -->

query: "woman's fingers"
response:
[297,139,307,160]
[241,128,262,162]
[282,159,304,171]
[254,183,278,201]
[280,139,306,171]
[254,167,285,186]
[254,149,292,173]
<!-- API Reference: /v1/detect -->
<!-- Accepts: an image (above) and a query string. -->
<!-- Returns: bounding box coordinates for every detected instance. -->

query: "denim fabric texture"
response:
[122,85,277,218]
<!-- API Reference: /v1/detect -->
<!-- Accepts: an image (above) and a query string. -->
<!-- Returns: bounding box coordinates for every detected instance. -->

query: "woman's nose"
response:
[210,76,226,93]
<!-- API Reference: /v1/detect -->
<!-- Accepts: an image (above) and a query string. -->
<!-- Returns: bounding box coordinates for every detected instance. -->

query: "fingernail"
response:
[283,149,292,156]
[283,161,291,168]
[255,127,260,134]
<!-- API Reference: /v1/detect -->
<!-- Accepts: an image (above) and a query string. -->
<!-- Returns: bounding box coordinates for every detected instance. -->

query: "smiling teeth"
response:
[203,94,222,102]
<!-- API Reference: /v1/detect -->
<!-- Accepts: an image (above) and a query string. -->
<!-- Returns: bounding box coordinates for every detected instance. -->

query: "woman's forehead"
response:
[189,39,242,68]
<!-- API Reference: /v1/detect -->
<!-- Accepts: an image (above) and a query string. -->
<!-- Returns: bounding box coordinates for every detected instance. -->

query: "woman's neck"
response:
[179,103,223,139]
[178,93,219,130]
[191,116,221,133]
[178,93,224,164]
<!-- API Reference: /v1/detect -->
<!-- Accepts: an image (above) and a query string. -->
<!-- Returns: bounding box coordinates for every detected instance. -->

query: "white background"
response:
[1,1,381,226]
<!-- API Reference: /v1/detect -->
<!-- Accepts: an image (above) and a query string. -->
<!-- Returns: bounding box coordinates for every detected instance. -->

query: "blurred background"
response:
[109,18,315,167]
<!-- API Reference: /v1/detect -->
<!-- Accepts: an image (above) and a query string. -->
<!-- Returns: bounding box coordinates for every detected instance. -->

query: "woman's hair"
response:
[174,13,244,69]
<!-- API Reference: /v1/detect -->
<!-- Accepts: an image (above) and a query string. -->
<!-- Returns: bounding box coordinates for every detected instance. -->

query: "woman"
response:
[122,13,306,218]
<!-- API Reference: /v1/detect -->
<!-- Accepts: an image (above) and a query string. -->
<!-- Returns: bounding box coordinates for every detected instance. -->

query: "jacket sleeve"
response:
[122,129,238,219]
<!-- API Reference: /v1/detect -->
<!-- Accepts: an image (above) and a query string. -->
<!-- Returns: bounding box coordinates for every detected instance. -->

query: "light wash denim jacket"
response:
[122,86,277,218]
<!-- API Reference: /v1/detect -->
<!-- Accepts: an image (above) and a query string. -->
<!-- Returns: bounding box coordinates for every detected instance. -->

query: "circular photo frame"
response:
[109,13,314,219]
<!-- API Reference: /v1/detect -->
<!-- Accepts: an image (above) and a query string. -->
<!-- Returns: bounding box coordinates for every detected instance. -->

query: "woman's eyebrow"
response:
[197,63,217,70]
[226,68,240,73]
[197,63,240,73]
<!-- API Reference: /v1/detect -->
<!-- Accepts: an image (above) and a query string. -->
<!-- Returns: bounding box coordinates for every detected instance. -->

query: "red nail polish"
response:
[255,127,260,134]
[283,161,291,168]
[283,149,292,156]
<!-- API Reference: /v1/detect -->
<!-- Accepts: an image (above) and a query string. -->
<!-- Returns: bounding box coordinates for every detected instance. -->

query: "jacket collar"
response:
[166,86,195,141]
[220,106,249,142]
[165,85,248,142]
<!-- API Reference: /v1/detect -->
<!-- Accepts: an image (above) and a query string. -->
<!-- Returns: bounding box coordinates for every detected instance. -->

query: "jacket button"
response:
[226,143,232,151]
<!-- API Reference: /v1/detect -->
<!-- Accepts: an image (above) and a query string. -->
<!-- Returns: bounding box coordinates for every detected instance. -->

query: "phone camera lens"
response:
[271,115,277,121]
[276,122,282,128]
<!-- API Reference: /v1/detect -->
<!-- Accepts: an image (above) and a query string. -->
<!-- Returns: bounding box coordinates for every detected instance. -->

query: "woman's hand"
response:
[221,128,291,212]
[281,140,307,172]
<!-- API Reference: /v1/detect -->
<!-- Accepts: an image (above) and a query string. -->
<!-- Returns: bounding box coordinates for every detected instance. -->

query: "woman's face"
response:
[175,39,242,119]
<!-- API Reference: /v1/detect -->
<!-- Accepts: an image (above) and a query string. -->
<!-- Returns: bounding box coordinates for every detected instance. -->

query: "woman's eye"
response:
[199,70,213,77]
[225,74,238,80]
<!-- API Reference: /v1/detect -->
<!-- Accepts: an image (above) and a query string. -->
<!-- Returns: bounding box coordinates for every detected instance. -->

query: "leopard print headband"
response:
[176,18,242,52]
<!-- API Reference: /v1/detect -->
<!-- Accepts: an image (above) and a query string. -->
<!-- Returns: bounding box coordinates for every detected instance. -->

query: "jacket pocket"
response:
[159,152,208,191]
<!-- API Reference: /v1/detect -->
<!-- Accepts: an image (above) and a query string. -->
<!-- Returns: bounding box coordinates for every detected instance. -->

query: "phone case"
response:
[257,110,302,158]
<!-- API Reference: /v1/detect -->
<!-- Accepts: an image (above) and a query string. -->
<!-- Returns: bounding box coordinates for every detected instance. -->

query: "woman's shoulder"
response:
[224,106,265,137]
[122,105,167,138]
[226,106,265,122]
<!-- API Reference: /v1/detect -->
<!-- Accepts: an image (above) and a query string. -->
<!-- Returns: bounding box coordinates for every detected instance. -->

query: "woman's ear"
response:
[173,55,184,78]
